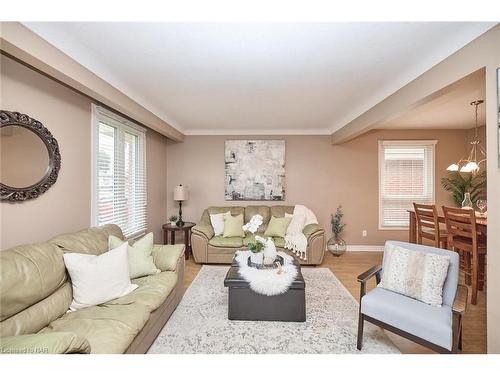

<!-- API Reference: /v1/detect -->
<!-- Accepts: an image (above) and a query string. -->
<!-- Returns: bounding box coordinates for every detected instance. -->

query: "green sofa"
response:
[0,224,185,354]
[191,205,325,265]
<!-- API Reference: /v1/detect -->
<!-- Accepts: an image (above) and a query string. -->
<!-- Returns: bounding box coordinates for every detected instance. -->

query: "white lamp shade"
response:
[460,161,479,173]
[174,185,188,201]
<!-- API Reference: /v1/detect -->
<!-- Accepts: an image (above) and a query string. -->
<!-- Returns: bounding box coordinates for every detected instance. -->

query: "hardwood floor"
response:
[183,251,487,354]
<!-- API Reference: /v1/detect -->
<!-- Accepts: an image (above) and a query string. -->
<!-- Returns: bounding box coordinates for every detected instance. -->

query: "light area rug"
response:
[148,266,400,354]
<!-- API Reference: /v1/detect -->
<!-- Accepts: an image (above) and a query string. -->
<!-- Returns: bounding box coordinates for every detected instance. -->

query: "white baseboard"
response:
[345,245,384,252]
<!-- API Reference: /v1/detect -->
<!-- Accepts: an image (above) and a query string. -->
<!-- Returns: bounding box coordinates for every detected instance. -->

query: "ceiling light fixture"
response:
[446,99,486,173]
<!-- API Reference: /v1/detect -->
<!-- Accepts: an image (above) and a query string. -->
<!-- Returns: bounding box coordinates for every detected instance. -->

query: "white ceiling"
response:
[24,22,495,135]
[376,68,486,130]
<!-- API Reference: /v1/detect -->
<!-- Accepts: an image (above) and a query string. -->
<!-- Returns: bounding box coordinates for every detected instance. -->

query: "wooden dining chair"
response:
[442,206,487,305]
[413,203,447,249]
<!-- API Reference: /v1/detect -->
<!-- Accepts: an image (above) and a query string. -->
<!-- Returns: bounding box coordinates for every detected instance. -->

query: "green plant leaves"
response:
[331,205,346,237]
[440,171,487,207]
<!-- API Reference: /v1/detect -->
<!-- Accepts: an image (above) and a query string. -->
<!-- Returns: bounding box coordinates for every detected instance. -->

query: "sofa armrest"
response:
[452,284,468,316]
[302,223,324,240]
[152,244,185,272]
[192,224,215,240]
[0,332,91,354]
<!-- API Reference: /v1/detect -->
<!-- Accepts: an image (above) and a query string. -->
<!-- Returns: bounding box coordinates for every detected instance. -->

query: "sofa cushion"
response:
[0,242,67,322]
[0,283,72,337]
[208,206,244,217]
[106,271,178,312]
[39,303,150,354]
[361,287,452,350]
[223,214,245,238]
[270,205,294,218]
[209,236,243,248]
[152,244,184,271]
[0,332,91,354]
[244,206,271,227]
[264,216,292,237]
[50,224,124,255]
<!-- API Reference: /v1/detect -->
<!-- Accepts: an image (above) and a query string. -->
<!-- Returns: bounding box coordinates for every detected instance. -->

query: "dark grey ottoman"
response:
[223,258,306,322]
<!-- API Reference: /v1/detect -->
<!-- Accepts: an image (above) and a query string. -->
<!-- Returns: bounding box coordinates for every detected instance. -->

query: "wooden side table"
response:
[162,222,195,260]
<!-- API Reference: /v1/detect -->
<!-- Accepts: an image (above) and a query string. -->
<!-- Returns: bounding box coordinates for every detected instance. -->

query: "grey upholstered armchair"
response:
[357,241,468,354]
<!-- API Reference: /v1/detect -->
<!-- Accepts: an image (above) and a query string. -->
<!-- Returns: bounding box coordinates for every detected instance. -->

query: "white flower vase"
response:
[263,238,277,265]
[250,252,263,264]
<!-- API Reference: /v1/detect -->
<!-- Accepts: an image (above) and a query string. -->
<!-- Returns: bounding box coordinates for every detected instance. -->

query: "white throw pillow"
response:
[210,211,230,236]
[285,212,306,235]
[63,242,138,311]
[378,243,450,306]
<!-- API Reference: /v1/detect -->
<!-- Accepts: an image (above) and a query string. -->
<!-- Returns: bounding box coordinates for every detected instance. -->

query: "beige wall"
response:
[167,130,469,245]
[146,130,169,242]
[0,55,168,250]
[486,65,500,353]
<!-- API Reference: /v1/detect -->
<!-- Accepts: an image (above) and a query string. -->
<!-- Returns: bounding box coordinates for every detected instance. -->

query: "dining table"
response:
[407,208,487,244]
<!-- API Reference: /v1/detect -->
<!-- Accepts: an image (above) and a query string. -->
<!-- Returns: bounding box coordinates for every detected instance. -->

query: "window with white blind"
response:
[378,140,436,229]
[92,105,147,239]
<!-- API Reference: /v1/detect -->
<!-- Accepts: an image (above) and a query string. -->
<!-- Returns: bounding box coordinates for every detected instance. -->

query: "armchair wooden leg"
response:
[471,256,478,305]
[357,313,364,350]
[452,312,463,354]
[458,327,463,351]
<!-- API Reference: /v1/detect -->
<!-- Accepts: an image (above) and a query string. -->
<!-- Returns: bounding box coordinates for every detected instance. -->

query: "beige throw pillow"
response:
[378,243,450,306]
[223,214,245,238]
[264,216,293,238]
[109,232,160,279]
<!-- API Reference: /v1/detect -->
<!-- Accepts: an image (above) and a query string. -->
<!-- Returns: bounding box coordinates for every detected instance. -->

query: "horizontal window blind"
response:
[379,141,436,229]
[92,106,147,239]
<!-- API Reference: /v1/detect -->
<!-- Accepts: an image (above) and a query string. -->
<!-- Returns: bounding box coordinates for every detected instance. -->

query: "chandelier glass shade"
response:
[446,100,486,173]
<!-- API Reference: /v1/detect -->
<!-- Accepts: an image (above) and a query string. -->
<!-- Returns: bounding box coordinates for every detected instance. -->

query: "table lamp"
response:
[173,184,188,227]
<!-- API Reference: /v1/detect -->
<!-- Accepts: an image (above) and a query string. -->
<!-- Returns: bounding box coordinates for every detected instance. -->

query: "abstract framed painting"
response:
[225,140,285,201]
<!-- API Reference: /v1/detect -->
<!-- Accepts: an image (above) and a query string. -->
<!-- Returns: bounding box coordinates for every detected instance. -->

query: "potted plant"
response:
[168,215,178,226]
[441,170,486,207]
[327,205,347,256]
[248,239,264,264]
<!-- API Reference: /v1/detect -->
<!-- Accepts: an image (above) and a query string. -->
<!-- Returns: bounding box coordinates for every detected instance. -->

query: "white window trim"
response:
[378,139,437,231]
[91,104,147,240]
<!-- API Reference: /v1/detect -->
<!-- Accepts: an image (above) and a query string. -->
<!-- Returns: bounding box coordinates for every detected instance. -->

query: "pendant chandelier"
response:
[446,99,486,173]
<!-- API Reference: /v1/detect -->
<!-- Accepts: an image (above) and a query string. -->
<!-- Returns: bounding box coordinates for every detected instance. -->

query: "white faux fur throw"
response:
[234,250,298,296]
[284,205,318,260]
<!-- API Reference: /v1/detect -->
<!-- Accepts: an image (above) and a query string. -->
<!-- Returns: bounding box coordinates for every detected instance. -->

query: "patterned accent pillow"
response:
[378,243,450,306]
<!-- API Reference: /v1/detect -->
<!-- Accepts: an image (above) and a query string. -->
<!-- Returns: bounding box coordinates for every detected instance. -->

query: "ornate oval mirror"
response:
[0,111,61,202]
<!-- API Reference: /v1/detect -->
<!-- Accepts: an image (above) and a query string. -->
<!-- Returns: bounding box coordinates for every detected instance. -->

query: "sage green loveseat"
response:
[191,205,325,265]
[0,224,185,354]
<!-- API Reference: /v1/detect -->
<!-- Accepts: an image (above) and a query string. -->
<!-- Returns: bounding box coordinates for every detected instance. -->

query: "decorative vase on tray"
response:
[248,235,278,267]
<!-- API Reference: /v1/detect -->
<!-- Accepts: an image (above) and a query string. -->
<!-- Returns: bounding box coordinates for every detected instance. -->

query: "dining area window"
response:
[378,140,436,229]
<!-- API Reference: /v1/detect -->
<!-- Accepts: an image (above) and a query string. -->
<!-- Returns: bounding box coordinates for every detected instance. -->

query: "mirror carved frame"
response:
[0,110,61,202]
